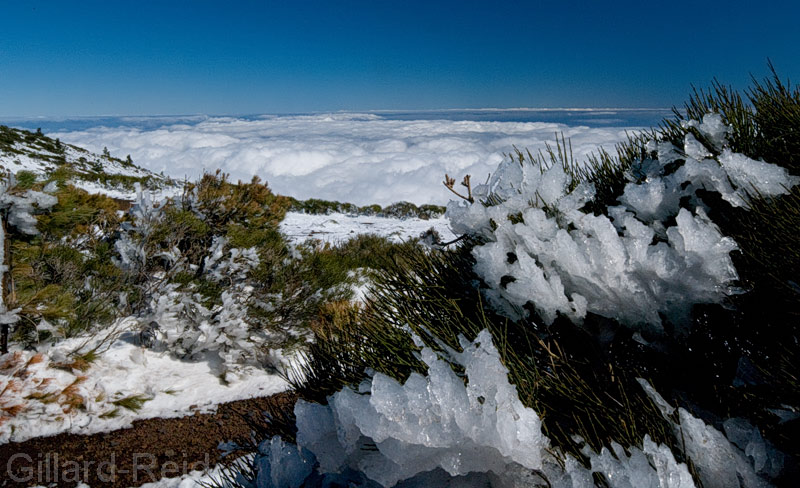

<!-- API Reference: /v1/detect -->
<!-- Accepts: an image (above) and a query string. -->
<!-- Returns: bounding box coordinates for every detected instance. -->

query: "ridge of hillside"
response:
[0,125,177,199]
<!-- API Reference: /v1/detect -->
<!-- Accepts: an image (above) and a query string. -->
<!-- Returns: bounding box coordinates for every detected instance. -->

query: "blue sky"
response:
[1,0,798,117]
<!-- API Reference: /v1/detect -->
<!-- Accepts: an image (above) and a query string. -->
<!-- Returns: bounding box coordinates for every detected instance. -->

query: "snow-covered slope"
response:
[0,125,176,200]
[0,209,446,444]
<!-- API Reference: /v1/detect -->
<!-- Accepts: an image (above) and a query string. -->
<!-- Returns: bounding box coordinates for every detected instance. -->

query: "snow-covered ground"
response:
[0,129,460,454]
[0,320,288,444]
[0,141,152,182]
[280,211,456,245]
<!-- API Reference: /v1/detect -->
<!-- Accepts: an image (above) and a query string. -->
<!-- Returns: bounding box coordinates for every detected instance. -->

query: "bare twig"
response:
[437,234,469,247]
[443,174,474,203]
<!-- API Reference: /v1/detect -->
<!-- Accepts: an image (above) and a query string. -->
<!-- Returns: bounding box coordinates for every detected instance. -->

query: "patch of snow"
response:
[0,130,175,201]
[1,194,455,446]
[280,211,457,246]
[0,320,288,444]
[70,178,181,201]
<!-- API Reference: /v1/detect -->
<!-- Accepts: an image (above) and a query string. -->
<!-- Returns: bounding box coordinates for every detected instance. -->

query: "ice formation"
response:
[637,377,783,487]
[246,330,700,487]
[677,409,770,488]
[447,114,799,329]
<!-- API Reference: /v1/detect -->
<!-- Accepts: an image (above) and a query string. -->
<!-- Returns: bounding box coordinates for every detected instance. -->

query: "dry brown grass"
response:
[1,404,24,417]
[25,353,44,366]
[0,351,23,372]
[58,376,87,413]
[0,378,26,424]
[51,357,92,373]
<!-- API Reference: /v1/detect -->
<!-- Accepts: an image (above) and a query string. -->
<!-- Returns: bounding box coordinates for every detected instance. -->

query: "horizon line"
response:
[0,107,676,121]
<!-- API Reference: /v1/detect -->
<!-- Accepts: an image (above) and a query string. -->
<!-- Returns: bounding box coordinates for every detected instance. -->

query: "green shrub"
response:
[247,234,421,354]
[14,171,37,190]
[358,203,382,215]
[9,186,127,342]
[289,197,359,215]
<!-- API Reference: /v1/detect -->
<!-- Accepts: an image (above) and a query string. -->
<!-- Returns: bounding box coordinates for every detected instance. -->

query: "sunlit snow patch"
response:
[280,212,456,246]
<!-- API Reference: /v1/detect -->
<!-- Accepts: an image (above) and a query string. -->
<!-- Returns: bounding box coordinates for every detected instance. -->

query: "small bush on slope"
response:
[223,68,800,487]
[288,196,446,219]
[8,182,125,344]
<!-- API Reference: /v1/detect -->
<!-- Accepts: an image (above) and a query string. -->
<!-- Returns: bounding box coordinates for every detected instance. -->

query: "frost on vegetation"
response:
[143,242,270,377]
[447,114,799,329]
[637,377,782,487]
[0,174,58,329]
[677,408,771,488]
[138,251,271,378]
[0,174,58,236]
[722,418,784,479]
[247,330,698,487]
[114,184,159,271]
[112,185,280,377]
[203,236,261,282]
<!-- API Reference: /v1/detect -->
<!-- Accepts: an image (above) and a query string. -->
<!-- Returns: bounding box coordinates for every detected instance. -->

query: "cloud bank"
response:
[55,114,642,206]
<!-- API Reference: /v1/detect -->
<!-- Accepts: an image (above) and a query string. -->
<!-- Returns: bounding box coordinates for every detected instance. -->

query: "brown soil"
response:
[0,392,297,487]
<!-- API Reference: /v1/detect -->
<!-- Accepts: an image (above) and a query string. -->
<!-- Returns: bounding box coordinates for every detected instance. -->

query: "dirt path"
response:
[0,392,297,487]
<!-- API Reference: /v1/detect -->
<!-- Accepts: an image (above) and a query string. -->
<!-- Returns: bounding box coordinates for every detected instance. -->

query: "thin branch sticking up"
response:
[443,174,474,203]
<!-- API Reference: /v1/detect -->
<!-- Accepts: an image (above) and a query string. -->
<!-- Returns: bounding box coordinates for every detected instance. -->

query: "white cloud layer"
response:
[55,114,642,206]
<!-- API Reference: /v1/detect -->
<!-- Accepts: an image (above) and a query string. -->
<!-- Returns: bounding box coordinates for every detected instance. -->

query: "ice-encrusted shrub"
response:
[138,241,271,378]
[629,71,800,468]
[111,173,299,373]
[235,331,784,488]
[115,175,421,374]
[119,171,289,279]
[441,76,800,477]
[114,172,287,295]
[446,113,797,332]
[288,245,676,462]
[3,165,416,372]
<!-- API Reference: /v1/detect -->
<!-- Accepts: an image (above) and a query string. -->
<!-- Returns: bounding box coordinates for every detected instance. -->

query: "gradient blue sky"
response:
[1,0,798,117]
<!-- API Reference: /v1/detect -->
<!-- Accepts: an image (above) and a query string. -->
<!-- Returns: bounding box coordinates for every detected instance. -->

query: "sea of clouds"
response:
[53,113,651,206]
